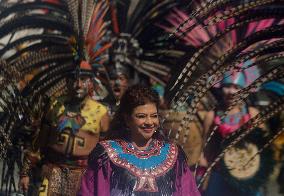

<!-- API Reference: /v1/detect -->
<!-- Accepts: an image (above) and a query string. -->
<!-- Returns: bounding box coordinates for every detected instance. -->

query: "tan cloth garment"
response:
[38,163,86,196]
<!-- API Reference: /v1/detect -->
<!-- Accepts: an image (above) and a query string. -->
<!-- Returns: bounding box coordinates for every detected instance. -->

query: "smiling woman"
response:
[127,103,159,148]
[78,85,200,196]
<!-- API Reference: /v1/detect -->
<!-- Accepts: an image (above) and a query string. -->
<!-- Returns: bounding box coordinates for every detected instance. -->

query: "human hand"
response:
[19,176,29,193]
[198,153,208,167]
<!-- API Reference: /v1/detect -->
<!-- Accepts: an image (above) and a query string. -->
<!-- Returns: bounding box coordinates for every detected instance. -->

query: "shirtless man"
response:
[19,61,110,196]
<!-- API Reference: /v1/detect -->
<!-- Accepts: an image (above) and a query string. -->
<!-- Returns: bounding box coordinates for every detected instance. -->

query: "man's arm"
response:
[203,110,215,137]
[248,106,267,131]
[99,113,110,139]
[19,119,50,192]
[199,110,215,167]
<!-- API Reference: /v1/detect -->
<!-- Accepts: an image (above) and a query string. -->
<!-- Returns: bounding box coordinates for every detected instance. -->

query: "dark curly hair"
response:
[106,84,164,140]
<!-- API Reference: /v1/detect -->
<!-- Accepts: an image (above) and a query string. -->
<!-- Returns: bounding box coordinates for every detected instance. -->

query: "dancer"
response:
[0,0,111,195]
[203,71,272,196]
[78,85,200,196]
[19,62,110,196]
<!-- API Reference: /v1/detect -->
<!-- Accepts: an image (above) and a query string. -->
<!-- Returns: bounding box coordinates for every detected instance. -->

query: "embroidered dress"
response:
[78,139,200,196]
[213,105,250,138]
[204,106,272,196]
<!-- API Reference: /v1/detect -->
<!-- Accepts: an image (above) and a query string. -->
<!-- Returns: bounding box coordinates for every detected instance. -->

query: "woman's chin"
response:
[141,132,154,140]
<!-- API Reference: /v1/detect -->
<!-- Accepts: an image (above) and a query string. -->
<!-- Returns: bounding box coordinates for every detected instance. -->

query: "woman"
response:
[78,85,200,196]
[203,71,269,196]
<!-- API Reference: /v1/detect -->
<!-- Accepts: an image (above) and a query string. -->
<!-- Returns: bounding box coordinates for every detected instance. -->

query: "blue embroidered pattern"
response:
[101,139,178,192]
[109,140,170,170]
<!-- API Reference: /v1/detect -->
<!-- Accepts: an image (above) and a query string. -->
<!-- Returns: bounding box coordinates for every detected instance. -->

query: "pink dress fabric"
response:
[78,140,201,196]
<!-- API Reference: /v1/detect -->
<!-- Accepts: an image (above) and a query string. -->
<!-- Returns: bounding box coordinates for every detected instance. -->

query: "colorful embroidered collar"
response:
[50,97,107,134]
[100,139,178,192]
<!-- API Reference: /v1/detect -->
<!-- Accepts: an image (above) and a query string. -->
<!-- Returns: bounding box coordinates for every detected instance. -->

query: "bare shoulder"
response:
[248,106,260,117]
[100,112,110,132]
[204,110,215,123]
[203,110,215,134]
[248,106,269,130]
[205,110,215,117]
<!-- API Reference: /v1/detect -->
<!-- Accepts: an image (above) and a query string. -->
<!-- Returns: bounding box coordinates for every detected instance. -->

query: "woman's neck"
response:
[131,138,153,150]
[223,100,244,109]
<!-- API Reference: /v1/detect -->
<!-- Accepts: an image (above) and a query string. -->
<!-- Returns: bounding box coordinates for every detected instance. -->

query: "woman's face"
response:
[127,103,159,141]
[222,84,241,100]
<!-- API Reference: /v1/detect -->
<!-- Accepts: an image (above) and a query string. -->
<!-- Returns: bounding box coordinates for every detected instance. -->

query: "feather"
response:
[198,97,284,187]
[65,0,79,34]
[0,0,111,161]
[105,0,190,89]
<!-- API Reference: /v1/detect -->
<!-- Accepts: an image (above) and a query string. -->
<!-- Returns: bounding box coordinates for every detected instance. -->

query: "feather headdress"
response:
[0,1,111,193]
[0,0,110,157]
[104,0,191,86]
[161,0,284,188]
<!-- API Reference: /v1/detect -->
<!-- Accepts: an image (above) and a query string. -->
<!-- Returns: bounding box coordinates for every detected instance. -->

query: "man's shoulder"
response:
[85,97,108,111]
